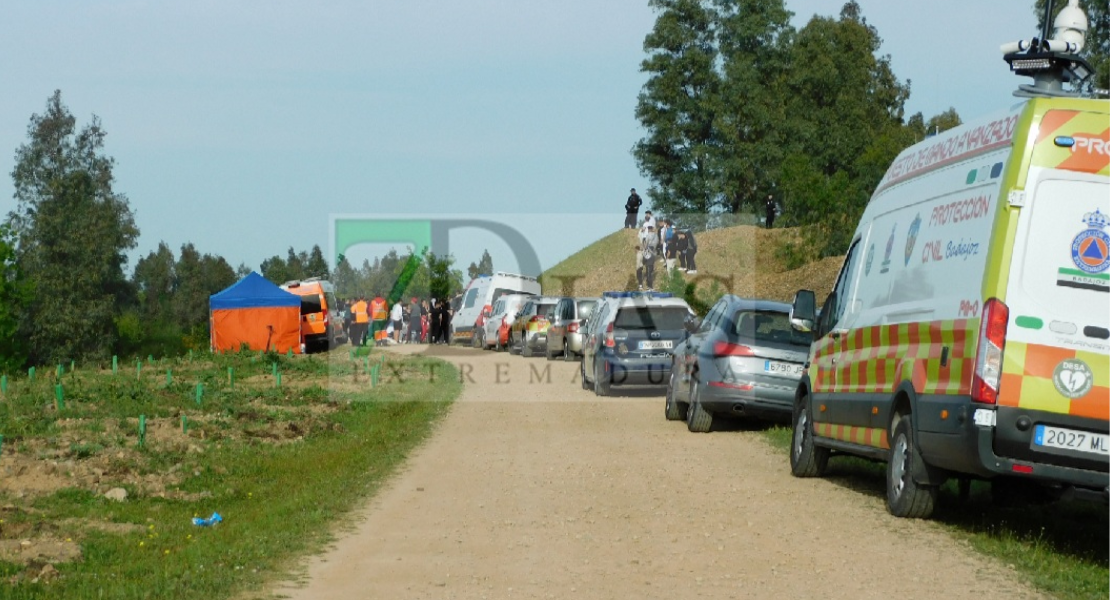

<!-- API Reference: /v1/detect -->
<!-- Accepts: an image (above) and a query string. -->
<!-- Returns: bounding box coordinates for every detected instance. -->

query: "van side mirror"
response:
[790,290,817,333]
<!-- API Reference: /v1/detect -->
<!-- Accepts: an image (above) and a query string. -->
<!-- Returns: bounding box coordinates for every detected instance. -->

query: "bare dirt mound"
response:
[541,225,841,302]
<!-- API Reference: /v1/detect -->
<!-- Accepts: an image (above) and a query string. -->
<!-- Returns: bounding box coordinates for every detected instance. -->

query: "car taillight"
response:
[604,322,615,348]
[567,322,579,333]
[713,342,755,357]
[972,298,1009,405]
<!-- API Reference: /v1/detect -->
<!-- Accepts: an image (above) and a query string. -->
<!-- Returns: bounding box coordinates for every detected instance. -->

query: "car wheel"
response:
[664,371,687,421]
[563,340,574,362]
[790,392,829,477]
[685,381,712,432]
[886,415,937,518]
[593,361,611,397]
[580,359,590,390]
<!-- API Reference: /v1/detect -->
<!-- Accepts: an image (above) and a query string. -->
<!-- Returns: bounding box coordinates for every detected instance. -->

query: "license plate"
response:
[764,360,803,376]
[639,340,673,350]
[1034,425,1109,456]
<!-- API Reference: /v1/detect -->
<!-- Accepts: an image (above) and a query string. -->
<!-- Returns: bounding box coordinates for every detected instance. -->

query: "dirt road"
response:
[275,345,1044,600]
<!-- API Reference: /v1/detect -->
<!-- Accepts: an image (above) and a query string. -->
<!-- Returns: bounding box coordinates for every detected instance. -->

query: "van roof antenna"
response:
[1000,0,1104,98]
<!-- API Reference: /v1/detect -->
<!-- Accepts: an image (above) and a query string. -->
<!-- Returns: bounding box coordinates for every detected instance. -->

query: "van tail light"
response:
[567,322,580,333]
[972,298,1009,405]
[604,323,615,348]
[713,342,755,357]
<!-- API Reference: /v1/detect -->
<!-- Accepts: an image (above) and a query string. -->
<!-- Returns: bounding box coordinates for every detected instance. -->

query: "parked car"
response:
[580,292,693,396]
[452,271,541,346]
[666,296,812,432]
[480,293,532,351]
[509,296,561,357]
[545,296,600,361]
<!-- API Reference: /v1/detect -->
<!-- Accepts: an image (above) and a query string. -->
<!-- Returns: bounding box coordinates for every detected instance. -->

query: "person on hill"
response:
[390,299,404,343]
[660,219,677,272]
[642,210,655,230]
[624,188,642,229]
[682,229,699,275]
[637,223,659,291]
[765,195,777,229]
[429,298,441,343]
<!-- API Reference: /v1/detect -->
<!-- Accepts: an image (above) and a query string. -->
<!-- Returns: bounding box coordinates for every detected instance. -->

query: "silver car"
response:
[545,296,600,361]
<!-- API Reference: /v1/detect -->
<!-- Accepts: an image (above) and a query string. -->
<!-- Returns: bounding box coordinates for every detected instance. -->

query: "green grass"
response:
[0,349,460,599]
[761,425,1109,600]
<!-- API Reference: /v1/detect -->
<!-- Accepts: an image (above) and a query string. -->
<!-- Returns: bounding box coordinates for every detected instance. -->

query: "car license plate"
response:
[764,360,802,376]
[1033,425,1109,456]
[639,340,673,350]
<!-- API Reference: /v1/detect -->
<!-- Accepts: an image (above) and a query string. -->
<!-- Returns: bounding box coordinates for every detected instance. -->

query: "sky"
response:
[0,1,1048,278]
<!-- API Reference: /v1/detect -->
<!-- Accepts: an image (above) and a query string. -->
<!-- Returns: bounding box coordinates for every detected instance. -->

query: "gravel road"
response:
[275,344,1045,600]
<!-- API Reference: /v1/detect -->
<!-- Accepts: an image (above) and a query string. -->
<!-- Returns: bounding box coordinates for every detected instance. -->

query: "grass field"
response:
[761,426,1109,600]
[0,349,460,599]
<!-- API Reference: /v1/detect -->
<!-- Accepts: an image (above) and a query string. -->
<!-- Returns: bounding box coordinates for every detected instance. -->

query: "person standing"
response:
[683,228,699,274]
[661,220,677,272]
[350,296,369,346]
[637,223,659,291]
[624,188,642,229]
[369,293,388,346]
[765,195,776,229]
[429,299,441,343]
[675,231,689,271]
[390,299,404,343]
[409,297,422,344]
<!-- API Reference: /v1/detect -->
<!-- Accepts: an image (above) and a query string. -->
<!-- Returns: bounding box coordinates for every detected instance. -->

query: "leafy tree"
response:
[1035,0,1109,90]
[133,242,176,323]
[712,0,795,213]
[467,249,494,279]
[634,0,722,214]
[305,245,329,280]
[332,255,358,298]
[0,225,29,371]
[7,91,138,364]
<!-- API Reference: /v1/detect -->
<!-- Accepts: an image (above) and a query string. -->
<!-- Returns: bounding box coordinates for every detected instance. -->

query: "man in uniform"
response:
[624,188,642,229]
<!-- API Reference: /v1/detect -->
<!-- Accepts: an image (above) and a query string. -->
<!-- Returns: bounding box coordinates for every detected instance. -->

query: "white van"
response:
[452,271,541,345]
[789,95,1109,518]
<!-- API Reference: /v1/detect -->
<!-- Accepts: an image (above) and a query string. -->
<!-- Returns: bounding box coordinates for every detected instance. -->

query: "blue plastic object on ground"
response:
[192,512,223,526]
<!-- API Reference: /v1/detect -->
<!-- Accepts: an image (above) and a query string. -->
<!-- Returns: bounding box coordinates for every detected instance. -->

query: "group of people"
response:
[632,206,698,292]
[342,295,457,346]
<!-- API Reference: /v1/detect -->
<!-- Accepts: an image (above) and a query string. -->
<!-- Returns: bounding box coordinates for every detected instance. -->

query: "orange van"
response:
[280,278,346,351]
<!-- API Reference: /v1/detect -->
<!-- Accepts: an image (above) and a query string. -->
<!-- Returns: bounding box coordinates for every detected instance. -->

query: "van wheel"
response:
[472,330,482,349]
[563,341,574,362]
[886,416,937,518]
[509,334,520,355]
[593,362,611,397]
[685,382,712,432]
[522,335,534,357]
[665,372,687,421]
[790,393,829,477]
[580,360,590,390]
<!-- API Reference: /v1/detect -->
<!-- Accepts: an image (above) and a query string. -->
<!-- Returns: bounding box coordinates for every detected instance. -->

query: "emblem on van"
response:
[650,331,661,339]
[880,224,896,274]
[1053,358,1094,399]
[905,214,921,266]
[1071,209,1109,275]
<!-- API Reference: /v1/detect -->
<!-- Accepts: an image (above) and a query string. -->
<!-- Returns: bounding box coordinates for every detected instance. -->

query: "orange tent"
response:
[209,272,302,353]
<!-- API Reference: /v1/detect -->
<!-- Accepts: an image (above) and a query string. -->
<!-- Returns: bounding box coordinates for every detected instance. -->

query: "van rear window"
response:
[300,295,323,315]
[614,307,688,330]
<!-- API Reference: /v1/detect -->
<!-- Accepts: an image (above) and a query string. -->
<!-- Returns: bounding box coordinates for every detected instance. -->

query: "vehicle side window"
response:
[464,288,479,309]
[826,240,862,332]
[698,301,724,333]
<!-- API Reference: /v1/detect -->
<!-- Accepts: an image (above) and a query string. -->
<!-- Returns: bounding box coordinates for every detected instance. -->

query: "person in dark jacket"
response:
[764,195,776,229]
[683,229,698,274]
[624,188,642,229]
[408,297,422,343]
[675,231,689,271]
[429,298,441,343]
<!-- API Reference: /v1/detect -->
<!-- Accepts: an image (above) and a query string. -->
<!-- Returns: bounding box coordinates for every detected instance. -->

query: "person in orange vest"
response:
[350,296,369,346]
[369,293,389,346]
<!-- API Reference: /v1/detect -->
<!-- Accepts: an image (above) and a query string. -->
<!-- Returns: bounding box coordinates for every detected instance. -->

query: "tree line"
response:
[634,0,1106,260]
[0,92,471,370]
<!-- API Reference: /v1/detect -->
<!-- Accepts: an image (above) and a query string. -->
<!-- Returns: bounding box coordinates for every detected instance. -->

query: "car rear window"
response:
[733,310,811,347]
[300,294,323,315]
[614,307,688,330]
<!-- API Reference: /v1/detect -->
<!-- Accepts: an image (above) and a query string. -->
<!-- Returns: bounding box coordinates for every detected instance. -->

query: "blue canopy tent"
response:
[209,272,302,353]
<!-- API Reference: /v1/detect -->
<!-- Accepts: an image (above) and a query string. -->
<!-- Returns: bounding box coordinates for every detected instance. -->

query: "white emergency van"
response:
[788,18,1109,518]
[452,271,541,345]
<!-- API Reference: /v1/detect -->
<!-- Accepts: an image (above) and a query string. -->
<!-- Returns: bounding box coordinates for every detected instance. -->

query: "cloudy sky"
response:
[0,1,1043,276]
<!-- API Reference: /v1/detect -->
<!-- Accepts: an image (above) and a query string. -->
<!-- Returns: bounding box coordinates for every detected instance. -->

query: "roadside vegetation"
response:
[0,349,459,599]
[760,426,1109,600]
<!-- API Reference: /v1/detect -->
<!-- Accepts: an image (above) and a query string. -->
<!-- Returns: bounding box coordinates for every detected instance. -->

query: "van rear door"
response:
[997,111,1110,474]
